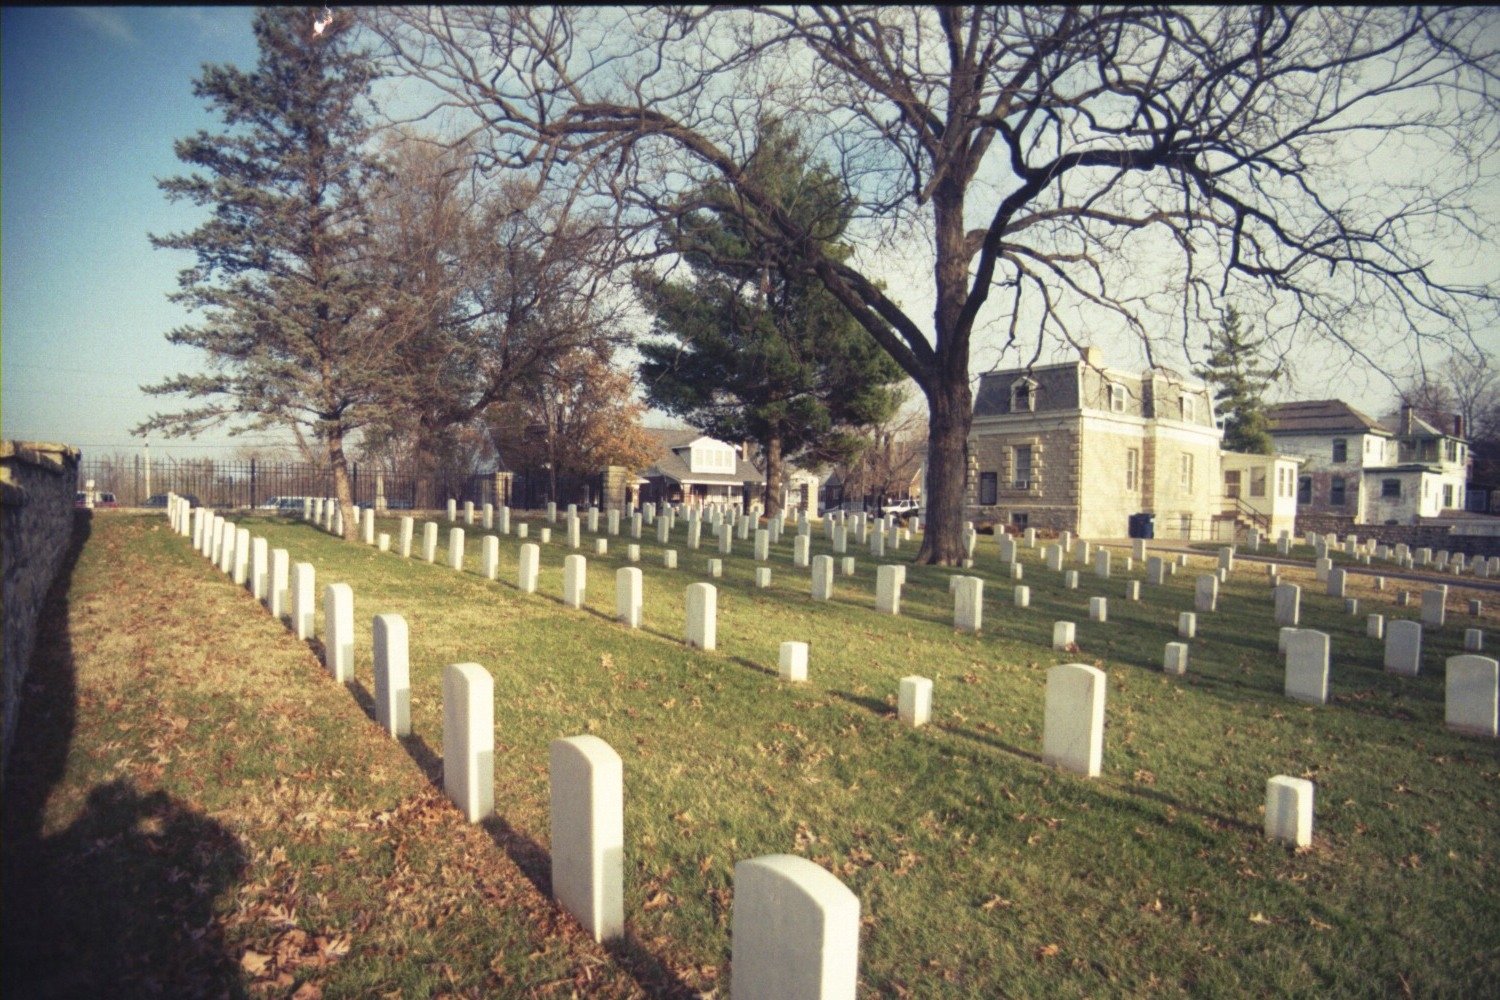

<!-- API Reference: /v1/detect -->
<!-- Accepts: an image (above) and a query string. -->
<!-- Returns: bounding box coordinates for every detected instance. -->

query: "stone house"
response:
[1265,400,1470,526]
[967,349,1228,538]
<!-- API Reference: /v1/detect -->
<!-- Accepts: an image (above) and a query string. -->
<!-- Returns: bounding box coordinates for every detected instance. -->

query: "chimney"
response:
[1400,402,1414,435]
[1081,345,1102,367]
[1454,414,1465,439]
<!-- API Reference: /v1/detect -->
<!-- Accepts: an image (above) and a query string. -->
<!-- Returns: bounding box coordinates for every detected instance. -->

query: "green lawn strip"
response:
[1,513,649,999]
[225,512,1500,996]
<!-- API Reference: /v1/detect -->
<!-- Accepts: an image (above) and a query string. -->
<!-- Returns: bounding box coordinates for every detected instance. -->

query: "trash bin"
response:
[1128,513,1155,539]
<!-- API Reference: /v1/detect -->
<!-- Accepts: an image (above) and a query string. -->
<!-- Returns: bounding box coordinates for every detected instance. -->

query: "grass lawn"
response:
[5,509,1498,998]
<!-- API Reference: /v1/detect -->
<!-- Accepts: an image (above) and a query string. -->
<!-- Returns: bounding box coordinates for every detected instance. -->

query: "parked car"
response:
[258,496,311,512]
[75,491,119,509]
[144,493,200,508]
[881,498,921,519]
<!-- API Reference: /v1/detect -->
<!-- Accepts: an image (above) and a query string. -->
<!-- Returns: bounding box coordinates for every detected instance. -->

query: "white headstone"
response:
[1064,570,1079,590]
[898,676,932,727]
[867,564,900,615]
[563,554,587,609]
[323,582,354,683]
[1163,642,1188,675]
[685,582,717,650]
[1126,580,1140,601]
[250,537,269,601]
[1014,585,1031,608]
[1195,575,1218,613]
[707,558,723,578]
[443,662,494,822]
[1274,584,1300,626]
[616,567,642,628]
[290,562,315,640]
[446,499,457,522]
[447,527,465,572]
[399,516,414,558]
[953,576,983,632]
[755,567,771,588]
[1178,612,1196,639]
[1052,621,1076,650]
[1042,663,1106,777]
[663,549,677,569]
[779,641,809,682]
[373,614,411,737]
[480,535,500,580]
[1265,775,1314,847]
[269,548,289,620]
[1367,614,1385,639]
[1285,629,1330,704]
[1094,549,1111,579]
[1445,654,1499,737]
[1465,628,1484,653]
[423,522,438,563]
[549,735,625,942]
[518,543,540,593]
[1147,556,1166,585]
[483,503,494,530]
[1384,619,1422,676]
[731,855,859,1000]
[794,535,810,569]
[1422,587,1447,627]
[1326,568,1347,598]
[1089,597,1108,622]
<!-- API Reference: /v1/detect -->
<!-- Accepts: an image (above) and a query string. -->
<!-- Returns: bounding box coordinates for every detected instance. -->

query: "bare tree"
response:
[839,386,930,509]
[369,6,1500,563]
[356,130,635,478]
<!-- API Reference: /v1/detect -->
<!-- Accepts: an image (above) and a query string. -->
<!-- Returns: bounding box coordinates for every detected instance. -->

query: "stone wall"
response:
[2,441,81,775]
[1294,511,1500,558]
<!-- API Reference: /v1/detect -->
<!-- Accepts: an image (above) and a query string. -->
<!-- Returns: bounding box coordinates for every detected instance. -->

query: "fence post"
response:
[250,457,258,510]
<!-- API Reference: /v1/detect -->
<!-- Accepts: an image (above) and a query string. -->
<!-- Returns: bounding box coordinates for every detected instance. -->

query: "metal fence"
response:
[76,457,603,512]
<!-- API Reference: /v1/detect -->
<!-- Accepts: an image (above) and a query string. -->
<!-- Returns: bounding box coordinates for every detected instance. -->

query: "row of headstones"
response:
[1299,527,1500,578]
[173,496,861,995]
[171,497,1350,985]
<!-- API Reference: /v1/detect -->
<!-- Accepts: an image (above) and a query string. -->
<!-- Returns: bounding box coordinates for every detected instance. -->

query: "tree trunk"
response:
[327,426,358,542]
[915,377,972,565]
[763,435,784,519]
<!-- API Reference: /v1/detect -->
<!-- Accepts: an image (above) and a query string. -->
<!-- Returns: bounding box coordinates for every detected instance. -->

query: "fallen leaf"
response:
[1035,943,1060,960]
[240,950,272,977]
[1249,912,1272,925]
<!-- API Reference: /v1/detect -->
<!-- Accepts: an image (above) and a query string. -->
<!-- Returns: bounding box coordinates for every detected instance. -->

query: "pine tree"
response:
[1197,308,1279,455]
[138,8,399,538]
[633,121,904,516]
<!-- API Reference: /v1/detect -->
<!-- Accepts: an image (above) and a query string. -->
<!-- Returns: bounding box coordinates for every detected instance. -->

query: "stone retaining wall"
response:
[1294,510,1500,558]
[2,441,81,775]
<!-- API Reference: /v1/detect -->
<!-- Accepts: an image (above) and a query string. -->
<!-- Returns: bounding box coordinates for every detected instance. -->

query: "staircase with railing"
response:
[1217,494,1271,537]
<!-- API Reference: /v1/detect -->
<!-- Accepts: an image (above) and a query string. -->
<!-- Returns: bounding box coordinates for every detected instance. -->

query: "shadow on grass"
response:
[3,513,250,997]
[392,730,702,998]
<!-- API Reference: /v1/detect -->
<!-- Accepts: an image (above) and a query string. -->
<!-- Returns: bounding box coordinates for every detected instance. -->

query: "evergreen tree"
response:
[138,7,397,538]
[633,122,904,516]
[1197,308,1279,455]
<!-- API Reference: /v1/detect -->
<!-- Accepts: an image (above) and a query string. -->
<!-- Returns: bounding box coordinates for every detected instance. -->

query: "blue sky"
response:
[3,7,1496,464]
[2,7,266,457]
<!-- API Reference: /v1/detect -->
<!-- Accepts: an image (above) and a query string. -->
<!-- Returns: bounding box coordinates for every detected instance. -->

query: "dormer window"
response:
[1011,378,1037,413]
[1108,383,1126,413]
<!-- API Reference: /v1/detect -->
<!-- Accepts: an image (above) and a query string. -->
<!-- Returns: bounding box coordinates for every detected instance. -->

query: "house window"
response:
[1011,512,1029,529]
[1445,440,1458,462]
[1332,439,1347,463]
[1011,379,1036,413]
[1382,478,1401,499]
[1330,476,1346,506]
[1180,395,1196,423]
[1179,453,1194,495]
[1250,467,1267,497]
[1125,448,1139,491]
[1224,470,1241,499]
[1297,476,1312,504]
[1013,445,1033,489]
[979,472,998,505]
[1179,514,1193,537]
[1443,483,1455,508]
[1108,383,1126,413]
